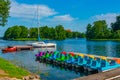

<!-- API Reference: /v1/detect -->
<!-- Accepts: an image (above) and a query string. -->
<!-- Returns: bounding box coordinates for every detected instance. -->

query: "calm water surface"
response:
[0,38,120,80]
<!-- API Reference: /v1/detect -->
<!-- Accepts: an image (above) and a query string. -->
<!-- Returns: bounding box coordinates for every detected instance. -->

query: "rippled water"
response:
[0,39,120,80]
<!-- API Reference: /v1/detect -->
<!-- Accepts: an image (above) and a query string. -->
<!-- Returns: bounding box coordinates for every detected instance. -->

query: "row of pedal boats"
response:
[35,51,120,72]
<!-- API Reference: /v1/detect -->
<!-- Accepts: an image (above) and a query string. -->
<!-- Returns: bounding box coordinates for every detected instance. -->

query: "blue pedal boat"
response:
[47,51,60,63]
[98,59,120,72]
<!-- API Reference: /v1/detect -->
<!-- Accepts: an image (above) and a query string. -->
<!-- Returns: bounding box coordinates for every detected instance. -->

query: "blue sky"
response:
[1,0,120,37]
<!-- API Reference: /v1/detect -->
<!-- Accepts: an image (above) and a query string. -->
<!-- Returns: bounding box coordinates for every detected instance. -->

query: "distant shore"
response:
[2,38,120,41]
[2,38,50,41]
[87,39,120,41]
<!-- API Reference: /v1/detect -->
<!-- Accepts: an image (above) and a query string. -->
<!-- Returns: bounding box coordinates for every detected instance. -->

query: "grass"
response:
[13,38,37,41]
[0,57,30,78]
[11,38,50,41]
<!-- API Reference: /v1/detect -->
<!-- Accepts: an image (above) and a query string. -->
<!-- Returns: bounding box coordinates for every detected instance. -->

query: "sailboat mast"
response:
[37,6,40,41]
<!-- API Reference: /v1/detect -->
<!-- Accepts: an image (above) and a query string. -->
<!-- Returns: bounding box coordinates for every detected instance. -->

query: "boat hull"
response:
[28,42,56,48]
[2,46,17,53]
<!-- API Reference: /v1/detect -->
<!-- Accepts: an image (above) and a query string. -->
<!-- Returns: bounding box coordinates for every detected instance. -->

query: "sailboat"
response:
[27,6,56,48]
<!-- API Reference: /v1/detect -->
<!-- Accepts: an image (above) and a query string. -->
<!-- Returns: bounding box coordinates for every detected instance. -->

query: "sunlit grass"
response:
[0,57,29,78]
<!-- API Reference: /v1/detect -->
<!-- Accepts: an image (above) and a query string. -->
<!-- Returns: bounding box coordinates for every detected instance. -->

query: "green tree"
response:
[104,28,112,39]
[111,15,120,31]
[29,28,37,38]
[0,0,10,26]
[112,30,120,39]
[19,26,28,38]
[66,30,73,38]
[78,32,86,38]
[72,32,78,38]
[48,27,56,39]
[55,25,66,40]
[4,27,13,39]
[11,26,22,39]
[93,20,107,39]
[40,26,50,39]
[86,20,109,39]
[4,25,22,39]
[86,24,93,39]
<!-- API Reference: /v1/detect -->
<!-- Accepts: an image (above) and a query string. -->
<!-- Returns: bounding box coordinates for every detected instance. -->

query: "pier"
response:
[74,68,120,80]
[2,45,33,53]
[16,46,33,51]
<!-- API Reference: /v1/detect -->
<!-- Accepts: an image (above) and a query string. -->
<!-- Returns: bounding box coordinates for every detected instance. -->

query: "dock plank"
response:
[15,45,33,51]
[74,68,120,80]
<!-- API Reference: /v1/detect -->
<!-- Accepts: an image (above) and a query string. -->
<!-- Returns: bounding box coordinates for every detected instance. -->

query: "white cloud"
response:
[92,13,120,26]
[47,14,76,22]
[7,0,84,33]
[10,0,57,19]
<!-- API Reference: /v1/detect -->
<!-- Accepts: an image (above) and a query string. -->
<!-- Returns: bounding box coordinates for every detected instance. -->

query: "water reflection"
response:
[86,41,120,57]
[36,61,88,80]
[112,44,120,57]
[56,39,87,53]
[34,47,56,52]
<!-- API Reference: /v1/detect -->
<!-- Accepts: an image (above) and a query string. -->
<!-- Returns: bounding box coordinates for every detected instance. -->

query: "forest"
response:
[3,25,85,40]
[86,15,120,40]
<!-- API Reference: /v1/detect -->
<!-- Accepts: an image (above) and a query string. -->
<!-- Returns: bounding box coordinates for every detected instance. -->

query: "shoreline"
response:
[2,38,50,41]
[87,39,120,41]
[0,57,40,80]
[2,38,120,41]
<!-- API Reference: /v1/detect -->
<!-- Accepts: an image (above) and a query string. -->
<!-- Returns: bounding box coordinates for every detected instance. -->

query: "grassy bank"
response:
[88,39,120,41]
[5,38,50,41]
[12,38,37,41]
[0,57,29,78]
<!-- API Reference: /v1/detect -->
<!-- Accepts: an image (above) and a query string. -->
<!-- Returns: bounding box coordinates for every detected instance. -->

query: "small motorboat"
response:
[2,46,17,53]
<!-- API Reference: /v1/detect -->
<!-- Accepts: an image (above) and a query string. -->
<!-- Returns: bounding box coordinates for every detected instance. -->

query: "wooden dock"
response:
[74,68,120,80]
[15,46,33,51]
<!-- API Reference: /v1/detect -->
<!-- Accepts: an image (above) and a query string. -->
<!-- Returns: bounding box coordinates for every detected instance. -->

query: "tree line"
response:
[0,0,10,26]
[3,25,85,40]
[86,15,120,40]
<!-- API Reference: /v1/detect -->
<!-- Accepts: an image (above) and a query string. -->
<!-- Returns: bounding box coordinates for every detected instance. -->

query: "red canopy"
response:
[61,51,67,55]
[69,52,75,56]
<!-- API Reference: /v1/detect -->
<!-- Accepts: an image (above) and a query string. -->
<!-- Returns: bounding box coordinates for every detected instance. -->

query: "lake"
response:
[0,38,120,80]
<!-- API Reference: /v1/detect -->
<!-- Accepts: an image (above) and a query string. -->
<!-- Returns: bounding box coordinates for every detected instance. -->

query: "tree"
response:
[40,26,50,39]
[29,28,37,38]
[55,25,66,40]
[104,28,112,39]
[78,32,86,38]
[86,24,93,39]
[0,0,10,26]
[4,25,22,39]
[10,26,22,39]
[86,20,109,39]
[93,20,107,39]
[112,30,120,39]
[48,27,56,39]
[66,30,73,38]
[19,26,28,38]
[4,27,13,39]
[111,15,120,31]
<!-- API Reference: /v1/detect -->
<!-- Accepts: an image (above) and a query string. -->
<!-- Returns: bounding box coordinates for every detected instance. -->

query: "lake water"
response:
[0,38,120,80]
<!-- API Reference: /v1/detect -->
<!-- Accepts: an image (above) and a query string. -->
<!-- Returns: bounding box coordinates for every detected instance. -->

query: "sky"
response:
[1,0,120,37]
